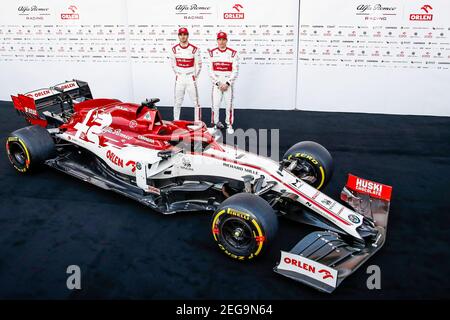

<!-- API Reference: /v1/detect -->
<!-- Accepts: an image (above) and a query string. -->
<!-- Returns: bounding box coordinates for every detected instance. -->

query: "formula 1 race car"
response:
[6,80,393,293]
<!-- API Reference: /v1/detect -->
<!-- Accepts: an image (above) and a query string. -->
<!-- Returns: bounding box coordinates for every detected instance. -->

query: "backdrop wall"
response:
[0,0,449,116]
[298,0,450,116]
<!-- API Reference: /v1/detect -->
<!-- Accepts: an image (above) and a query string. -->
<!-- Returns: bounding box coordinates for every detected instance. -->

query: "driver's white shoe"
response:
[226,126,234,134]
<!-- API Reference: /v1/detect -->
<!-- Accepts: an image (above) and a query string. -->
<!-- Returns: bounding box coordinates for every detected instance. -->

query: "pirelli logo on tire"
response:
[226,208,250,220]
[217,243,247,260]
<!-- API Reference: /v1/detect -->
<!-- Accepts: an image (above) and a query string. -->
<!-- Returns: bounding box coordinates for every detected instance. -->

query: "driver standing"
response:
[170,27,202,122]
[208,32,239,134]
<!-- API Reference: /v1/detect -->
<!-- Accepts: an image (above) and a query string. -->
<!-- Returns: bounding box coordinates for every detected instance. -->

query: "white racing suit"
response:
[208,47,239,126]
[171,43,202,121]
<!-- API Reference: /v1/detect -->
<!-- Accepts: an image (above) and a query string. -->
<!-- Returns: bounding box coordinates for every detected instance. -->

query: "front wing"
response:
[274,174,392,293]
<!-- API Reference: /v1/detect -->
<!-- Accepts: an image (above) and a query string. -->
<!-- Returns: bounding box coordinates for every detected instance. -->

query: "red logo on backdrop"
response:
[224,4,245,19]
[61,5,79,20]
[410,4,433,21]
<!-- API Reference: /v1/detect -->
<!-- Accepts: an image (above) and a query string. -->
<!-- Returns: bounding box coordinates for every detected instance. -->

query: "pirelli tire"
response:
[283,141,333,190]
[211,193,278,261]
[6,125,55,173]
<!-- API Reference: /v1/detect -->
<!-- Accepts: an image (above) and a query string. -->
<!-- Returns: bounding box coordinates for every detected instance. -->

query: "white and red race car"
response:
[6,80,393,293]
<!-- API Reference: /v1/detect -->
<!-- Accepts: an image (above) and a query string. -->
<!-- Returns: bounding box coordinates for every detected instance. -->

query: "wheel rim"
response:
[8,141,27,168]
[220,217,255,255]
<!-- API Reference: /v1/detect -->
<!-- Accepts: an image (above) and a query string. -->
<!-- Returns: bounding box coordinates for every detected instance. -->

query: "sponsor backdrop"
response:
[0,0,449,116]
[0,0,299,111]
[298,0,450,116]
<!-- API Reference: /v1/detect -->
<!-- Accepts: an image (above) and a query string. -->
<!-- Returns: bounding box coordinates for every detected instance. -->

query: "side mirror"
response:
[141,98,160,108]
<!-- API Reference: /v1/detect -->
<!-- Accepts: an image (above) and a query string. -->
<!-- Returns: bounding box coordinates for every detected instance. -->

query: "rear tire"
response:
[283,141,333,190]
[211,193,278,260]
[6,125,55,173]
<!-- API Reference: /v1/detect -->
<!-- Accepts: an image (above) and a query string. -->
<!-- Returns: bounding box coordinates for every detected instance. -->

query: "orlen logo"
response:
[61,5,79,20]
[126,160,136,172]
[318,269,334,280]
[283,256,334,280]
[224,4,244,19]
[29,89,51,99]
[410,4,433,21]
[355,178,382,197]
[56,82,76,91]
[106,150,124,167]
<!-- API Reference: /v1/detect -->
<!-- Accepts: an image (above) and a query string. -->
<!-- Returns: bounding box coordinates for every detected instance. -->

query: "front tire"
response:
[211,193,278,260]
[6,125,55,173]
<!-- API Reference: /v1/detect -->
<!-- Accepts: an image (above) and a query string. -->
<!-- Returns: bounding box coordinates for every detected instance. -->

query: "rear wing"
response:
[274,174,392,293]
[11,79,92,127]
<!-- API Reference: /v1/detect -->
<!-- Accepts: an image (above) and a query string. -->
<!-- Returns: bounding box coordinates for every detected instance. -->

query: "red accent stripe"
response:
[193,77,201,121]
[229,86,233,125]
[191,152,351,226]
[211,85,215,125]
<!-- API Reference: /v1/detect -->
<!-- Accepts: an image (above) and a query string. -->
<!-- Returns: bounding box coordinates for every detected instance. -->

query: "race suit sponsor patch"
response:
[212,61,233,71]
[176,58,195,68]
[277,251,338,288]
